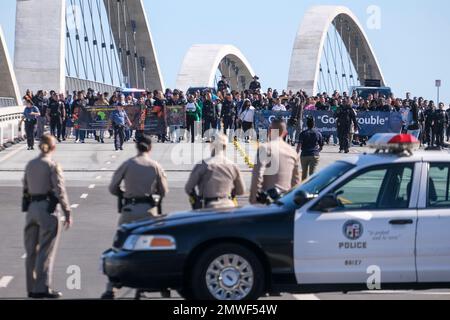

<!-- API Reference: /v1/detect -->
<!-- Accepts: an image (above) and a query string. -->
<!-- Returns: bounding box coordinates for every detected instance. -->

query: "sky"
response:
[1,0,449,103]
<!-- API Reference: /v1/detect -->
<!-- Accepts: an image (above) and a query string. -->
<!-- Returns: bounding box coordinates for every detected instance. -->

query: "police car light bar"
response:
[368,134,420,156]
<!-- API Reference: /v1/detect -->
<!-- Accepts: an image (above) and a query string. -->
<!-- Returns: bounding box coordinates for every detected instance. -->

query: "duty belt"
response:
[30,195,49,202]
[124,197,156,206]
[204,196,232,204]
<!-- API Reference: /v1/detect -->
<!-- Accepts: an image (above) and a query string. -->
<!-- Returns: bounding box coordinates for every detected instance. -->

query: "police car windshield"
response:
[279,161,355,206]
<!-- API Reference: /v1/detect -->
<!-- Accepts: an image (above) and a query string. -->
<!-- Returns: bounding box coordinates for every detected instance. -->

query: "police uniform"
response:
[335,105,358,153]
[203,99,218,135]
[221,99,236,134]
[109,153,169,225]
[185,151,245,209]
[47,97,65,141]
[23,154,71,297]
[423,107,435,146]
[250,139,300,204]
[249,80,261,92]
[432,108,449,148]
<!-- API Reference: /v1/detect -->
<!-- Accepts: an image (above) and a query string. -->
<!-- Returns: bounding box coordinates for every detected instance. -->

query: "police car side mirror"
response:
[293,191,316,207]
[315,194,340,213]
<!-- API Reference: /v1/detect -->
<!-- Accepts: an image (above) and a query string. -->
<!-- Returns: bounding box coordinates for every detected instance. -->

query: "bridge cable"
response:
[87,0,106,83]
[324,33,336,92]
[65,10,79,78]
[76,0,97,81]
[69,0,88,80]
[95,0,115,85]
[121,0,132,87]
[125,0,141,88]
[334,21,350,91]
[106,0,123,87]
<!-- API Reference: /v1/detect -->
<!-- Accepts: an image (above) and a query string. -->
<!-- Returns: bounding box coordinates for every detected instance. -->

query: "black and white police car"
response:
[102,134,450,300]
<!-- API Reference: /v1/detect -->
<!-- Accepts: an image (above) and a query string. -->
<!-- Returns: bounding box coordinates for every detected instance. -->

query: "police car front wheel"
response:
[190,243,265,300]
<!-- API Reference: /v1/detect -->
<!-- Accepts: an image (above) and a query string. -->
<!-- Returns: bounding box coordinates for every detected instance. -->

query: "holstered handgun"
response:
[118,190,124,213]
[47,192,60,214]
[22,190,31,213]
[151,195,163,216]
[189,192,203,210]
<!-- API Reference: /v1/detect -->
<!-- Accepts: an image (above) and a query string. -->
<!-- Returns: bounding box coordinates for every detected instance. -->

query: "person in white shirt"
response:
[272,98,287,112]
[239,99,255,142]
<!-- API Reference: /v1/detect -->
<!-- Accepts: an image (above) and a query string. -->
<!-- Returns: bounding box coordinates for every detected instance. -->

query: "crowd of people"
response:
[21,75,450,153]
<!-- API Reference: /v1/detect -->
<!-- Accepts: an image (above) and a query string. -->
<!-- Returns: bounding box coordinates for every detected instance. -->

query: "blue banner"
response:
[255,110,403,137]
[254,110,292,131]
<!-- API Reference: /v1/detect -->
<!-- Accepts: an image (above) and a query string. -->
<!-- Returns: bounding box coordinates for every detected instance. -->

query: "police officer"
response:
[103,135,169,299]
[185,134,245,209]
[185,95,202,143]
[250,119,300,204]
[202,92,218,142]
[446,104,450,142]
[47,92,65,142]
[296,117,324,181]
[23,100,41,150]
[109,104,132,151]
[335,98,358,154]
[23,134,72,299]
[249,75,261,93]
[423,101,436,147]
[432,103,449,149]
[221,93,236,135]
[217,75,230,94]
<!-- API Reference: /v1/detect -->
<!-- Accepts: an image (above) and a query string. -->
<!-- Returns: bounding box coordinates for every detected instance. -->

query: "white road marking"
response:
[0,145,27,163]
[88,184,96,189]
[95,176,102,180]
[71,204,79,209]
[293,294,320,300]
[80,194,89,199]
[359,290,411,295]
[0,276,14,288]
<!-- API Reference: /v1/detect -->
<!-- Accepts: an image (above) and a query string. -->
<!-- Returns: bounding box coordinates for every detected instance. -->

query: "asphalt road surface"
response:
[1,137,450,300]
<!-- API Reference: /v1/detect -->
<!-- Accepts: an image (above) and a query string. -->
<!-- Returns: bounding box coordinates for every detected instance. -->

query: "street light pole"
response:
[436,80,441,105]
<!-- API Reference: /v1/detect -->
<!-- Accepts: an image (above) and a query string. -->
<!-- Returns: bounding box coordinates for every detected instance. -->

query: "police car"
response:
[102,134,450,300]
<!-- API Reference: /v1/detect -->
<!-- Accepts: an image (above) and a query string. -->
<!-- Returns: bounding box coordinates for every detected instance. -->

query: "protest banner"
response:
[77,106,114,130]
[143,108,162,135]
[254,110,292,131]
[302,110,403,136]
[255,110,403,137]
[165,105,186,127]
[125,105,147,131]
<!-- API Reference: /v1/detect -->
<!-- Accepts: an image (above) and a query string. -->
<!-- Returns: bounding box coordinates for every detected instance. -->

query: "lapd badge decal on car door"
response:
[343,220,363,240]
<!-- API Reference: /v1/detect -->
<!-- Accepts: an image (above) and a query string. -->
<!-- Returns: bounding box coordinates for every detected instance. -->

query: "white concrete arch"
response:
[14,0,164,94]
[105,0,165,91]
[176,44,256,92]
[0,26,21,106]
[288,5,386,95]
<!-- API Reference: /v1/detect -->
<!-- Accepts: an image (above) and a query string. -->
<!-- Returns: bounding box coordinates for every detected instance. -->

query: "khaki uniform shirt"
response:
[109,153,169,199]
[185,154,245,199]
[250,139,300,204]
[23,154,71,214]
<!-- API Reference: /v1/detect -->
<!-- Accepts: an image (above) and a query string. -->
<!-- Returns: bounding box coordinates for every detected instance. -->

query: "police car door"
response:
[416,161,450,282]
[295,163,419,285]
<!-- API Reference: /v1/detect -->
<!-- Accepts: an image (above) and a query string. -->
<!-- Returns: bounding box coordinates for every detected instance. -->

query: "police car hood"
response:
[122,204,287,233]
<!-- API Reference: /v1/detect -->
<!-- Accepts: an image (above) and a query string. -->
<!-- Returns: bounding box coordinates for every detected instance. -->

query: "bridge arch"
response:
[287,5,385,95]
[176,44,255,92]
[0,25,21,106]
[14,0,164,94]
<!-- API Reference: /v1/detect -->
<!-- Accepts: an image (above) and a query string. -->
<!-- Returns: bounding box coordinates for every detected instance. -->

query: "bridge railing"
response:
[0,97,17,108]
[0,106,25,147]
